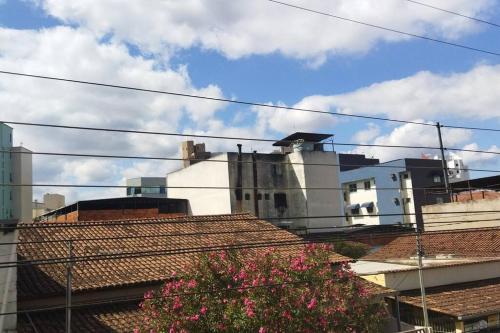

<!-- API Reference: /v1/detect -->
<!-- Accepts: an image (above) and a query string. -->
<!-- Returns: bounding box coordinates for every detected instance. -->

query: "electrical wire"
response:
[402,0,500,29]
[0,71,434,126]
[3,149,500,173]
[266,0,500,57]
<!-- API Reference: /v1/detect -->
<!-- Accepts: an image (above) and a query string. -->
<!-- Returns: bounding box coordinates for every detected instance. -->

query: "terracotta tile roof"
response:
[399,278,500,319]
[18,302,141,333]
[18,213,349,300]
[363,227,500,261]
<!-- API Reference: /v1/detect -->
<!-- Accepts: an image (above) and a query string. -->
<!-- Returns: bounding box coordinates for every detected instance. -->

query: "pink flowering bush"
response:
[136,244,387,332]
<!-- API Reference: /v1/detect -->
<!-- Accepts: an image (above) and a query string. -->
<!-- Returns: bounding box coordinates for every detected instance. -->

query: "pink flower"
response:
[307,298,318,310]
[187,279,197,289]
[200,306,207,315]
[259,327,266,333]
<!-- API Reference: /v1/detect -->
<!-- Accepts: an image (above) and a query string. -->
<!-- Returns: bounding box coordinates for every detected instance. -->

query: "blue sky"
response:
[0,0,499,201]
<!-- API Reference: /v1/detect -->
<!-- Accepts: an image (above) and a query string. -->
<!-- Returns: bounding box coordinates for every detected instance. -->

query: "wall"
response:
[365,260,500,291]
[43,193,65,211]
[0,229,17,332]
[167,154,232,215]
[298,150,344,231]
[11,147,32,222]
[341,160,407,225]
[0,124,13,220]
[79,209,185,221]
[422,198,500,231]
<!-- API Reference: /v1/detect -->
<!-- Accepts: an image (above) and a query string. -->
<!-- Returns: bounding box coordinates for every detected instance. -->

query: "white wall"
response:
[341,160,407,225]
[11,147,32,223]
[423,198,500,231]
[294,151,344,231]
[167,154,232,215]
[380,260,500,291]
[0,230,17,332]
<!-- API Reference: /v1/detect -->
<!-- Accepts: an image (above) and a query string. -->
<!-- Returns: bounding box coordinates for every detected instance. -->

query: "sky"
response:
[0,0,499,202]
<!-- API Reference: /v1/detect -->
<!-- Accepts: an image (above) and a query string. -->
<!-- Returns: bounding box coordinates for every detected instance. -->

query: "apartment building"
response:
[167,133,345,232]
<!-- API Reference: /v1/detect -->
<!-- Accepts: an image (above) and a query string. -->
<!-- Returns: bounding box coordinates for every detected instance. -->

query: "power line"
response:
[266,0,500,57]
[402,0,500,29]
[0,71,433,126]
[3,217,499,247]
[3,183,500,192]
[5,223,500,269]
[442,124,500,133]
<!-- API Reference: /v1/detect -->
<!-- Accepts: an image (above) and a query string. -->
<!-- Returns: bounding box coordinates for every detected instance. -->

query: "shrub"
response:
[136,244,387,333]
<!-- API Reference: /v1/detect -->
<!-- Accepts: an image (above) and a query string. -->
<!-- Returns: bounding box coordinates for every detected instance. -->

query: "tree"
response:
[136,244,387,333]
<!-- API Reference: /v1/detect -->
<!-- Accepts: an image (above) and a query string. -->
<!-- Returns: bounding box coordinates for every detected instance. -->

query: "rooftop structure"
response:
[37,197,188,222]
[126,177,167,198]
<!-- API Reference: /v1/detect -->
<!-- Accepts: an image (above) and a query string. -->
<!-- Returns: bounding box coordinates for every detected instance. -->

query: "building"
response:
[356,227,500,333]
[126,177,167,198]
[167,133,345,232]
[0,220,18,332]
[338,153,380,172]
[0,123,32,222]
[32,193,66,218]
[0,123,13,220]
[340,158,450,228]
[15,213,349,332]
[11,147,32,222]
[38,197,188,222]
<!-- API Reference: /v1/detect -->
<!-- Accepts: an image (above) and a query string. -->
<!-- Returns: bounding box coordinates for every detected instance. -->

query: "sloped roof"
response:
[18,213,349,300]
[363,227,500,261]
[18,302,140,333]
[399,277,500,319]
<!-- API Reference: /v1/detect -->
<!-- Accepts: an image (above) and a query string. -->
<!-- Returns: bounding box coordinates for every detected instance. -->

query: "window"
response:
[245,193,251,200]
[264,193,270,200]
[257,193,262,200]
[433,175,442,183]
[394,198,400,206]
[343,191,347,201]
[364,181,371,190]
[403,173,409,179]
[391,173,398,181]
[349,183,357,193]
[274,193,287,209]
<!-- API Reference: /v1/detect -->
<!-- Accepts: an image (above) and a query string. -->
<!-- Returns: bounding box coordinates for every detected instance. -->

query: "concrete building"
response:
[0,124,13,220]
[341,158,450,228]
[126,177,167,198]
[0,124,32,222]
[338,153,379,172]
[446,153,470,183]
[167,133,345,232]
[39,197,188,222]
[0,221,17,332]
[32,193,65,218]
[11,147,32,222]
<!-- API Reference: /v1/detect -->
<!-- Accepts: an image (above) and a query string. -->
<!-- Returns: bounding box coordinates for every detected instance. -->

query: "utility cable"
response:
[402,0,500,29]
[266,0,500,57]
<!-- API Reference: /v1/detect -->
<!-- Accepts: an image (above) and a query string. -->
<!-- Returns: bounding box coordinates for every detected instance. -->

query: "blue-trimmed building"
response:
[0,123,13,219]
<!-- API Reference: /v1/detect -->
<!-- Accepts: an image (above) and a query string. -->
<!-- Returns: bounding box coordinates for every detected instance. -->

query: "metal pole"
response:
[415,229,430,328]
[436,122,451,201]
[66,240,73,333]
[395,295,402,332]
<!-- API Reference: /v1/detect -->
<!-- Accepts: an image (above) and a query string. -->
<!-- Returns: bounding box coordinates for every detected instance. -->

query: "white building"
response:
[32,193,65,218]
[446,153,470,183]
[126,177,167,198]
[11,147,32,223]
[340,158,450,228]
[167,133,345,232]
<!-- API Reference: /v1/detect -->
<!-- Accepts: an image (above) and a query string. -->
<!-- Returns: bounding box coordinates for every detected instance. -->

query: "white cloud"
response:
[0,26,227,201]
[455,143,500,167]
[349,121,473,162]
[32,0,495,64]
[351,123,380,143]
[295,64,500,121]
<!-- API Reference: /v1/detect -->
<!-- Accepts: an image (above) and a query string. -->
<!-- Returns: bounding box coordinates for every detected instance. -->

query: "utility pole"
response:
[436,122,452,201]
[415,228,430,328]
[66,240,73,333]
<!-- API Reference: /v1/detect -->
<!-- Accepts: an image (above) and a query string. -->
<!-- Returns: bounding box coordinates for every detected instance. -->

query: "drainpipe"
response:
[252,151,259,217]
[235,144,243,212]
